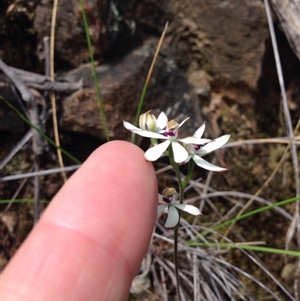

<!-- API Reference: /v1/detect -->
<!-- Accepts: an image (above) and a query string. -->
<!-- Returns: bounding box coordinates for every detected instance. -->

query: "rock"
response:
[59,40,196,140]
[170,0,269,89]
[57,0,271,140]
[270,0,300,61]
[116,0,268,90]
[2,0,299,141]
[102,0,271,139]
[33,0,106,68]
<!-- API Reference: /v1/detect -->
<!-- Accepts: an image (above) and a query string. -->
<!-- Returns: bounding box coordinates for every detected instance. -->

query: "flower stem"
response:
[182,159,195,189]
[169,144,183,300]
[174,226,182,301]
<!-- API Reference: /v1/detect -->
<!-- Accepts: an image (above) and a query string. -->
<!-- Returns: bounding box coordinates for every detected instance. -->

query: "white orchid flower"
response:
[184,123,230,171]
[157,188,201,228]
[124,112,210,163]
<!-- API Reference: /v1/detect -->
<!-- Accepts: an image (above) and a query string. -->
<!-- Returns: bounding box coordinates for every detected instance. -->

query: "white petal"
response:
[157,204,168,214]
[156,112,168,131]
[123,121,140,131]
[193,122,206,138]
[197,135,230,155]
[165,205,180,228]
[174,204,201,215]
[123,121,167,139]
[178,117,190,128]
[145,140,170,161]
[171,142,189,163]
[193,155,227,171]
[180,137,211,144]
[183,154,193,163]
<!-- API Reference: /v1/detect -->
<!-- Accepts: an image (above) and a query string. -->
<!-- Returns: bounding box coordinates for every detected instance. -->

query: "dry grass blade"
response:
[264,0,300,298]
[224,137,300,148]
[219,0,300,250]
[0,58,44,223]
[0,130,32,170]
[0,59,33,102]
[152,222,287,301]
[222,119,300,241]
[1,166,34,216]
[264,0,300,195]
[145,171,296,301]
[133,21,169,141]
[0,165,80,182]
[49,0,67,183]
[0,64,81,92]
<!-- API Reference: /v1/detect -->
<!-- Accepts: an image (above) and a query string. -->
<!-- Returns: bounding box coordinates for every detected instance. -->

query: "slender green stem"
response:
[182,159,195,189]
[79,0,110,142]
[168,146,184,202]
[169,145,183,300]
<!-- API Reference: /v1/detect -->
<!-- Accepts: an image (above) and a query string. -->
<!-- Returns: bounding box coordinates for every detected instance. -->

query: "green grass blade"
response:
[189,242,300,257]
[0,199,48,204]
[200,196,300,237]
[78,0,110,142]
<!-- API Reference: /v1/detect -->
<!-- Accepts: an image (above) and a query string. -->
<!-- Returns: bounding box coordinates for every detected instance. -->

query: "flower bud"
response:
[139,111,157,132]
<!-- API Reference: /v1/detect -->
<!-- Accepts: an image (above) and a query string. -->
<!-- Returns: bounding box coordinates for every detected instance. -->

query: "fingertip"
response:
[2,140,158,301]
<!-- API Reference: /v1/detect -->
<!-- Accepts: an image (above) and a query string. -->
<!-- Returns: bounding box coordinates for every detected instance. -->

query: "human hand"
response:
[1,141,157,301]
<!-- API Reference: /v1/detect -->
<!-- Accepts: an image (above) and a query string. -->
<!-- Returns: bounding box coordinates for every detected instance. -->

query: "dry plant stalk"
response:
[50,0,67,183]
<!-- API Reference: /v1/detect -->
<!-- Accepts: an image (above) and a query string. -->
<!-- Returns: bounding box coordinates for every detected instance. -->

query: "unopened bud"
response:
[139,111,157,132]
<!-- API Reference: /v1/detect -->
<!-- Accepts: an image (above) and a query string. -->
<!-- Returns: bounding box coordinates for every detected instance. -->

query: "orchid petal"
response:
[145,140,170,161]
[123,121,140,132]
[156,112,168,131]
[180,137,211,144]
[171,142,189,163]
[193,122,206,138]
[178,117,190,128]
[174,204,201,215]
[197,135,230,155]
[123,121,167,139]
[193,155,227,171]
[165,205,180,228]
[187,154,193,162]
[157,204,168,214]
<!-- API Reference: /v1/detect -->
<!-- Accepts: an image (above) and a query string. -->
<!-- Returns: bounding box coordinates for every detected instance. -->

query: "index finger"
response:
[2,141,158,301]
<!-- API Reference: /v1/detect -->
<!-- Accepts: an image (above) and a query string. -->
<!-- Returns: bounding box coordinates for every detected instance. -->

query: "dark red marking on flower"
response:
[165,130,176,137]
[163,195,172,203]
[193,144,202,151]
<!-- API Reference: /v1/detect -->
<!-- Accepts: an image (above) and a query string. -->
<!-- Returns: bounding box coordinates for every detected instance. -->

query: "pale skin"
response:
[1,141,158,301]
